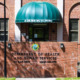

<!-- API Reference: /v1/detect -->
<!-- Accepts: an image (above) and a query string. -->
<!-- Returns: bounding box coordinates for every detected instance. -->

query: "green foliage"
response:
[56,78,80,80]
[0,78,15,80]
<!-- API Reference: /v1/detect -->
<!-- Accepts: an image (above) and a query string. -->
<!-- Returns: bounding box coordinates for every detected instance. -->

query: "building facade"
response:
[0,0,80,78]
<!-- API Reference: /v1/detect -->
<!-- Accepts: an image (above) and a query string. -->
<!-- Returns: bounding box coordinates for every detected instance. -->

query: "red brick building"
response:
[0,0,80,78]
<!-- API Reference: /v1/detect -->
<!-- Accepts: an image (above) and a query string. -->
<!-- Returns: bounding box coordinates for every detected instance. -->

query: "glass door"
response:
[29,24,49,41]
[33,27,45,41]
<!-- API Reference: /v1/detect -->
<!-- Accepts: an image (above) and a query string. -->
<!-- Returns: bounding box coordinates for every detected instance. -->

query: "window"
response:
[69,19,78,41]
[0,19,8,41]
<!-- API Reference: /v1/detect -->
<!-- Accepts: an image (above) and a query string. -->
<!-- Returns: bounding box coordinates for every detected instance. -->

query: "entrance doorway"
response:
[33,27,45,41]
[77,62,80,77]
[78,70,80,77]
[29,24,49,41]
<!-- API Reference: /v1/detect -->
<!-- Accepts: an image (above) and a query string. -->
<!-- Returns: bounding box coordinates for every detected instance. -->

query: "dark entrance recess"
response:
[77,62,80,77]
[77,70,80,77]
[29,24,49,41]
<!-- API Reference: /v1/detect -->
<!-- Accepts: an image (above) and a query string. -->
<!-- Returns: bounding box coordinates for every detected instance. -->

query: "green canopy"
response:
[16,2,61,23]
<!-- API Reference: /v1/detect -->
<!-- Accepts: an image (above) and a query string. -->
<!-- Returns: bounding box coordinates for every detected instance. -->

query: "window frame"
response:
[69,18,79,42]
[0,18,9,42]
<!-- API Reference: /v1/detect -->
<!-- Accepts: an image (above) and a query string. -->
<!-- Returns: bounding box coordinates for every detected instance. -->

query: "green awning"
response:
[16,2,61,23]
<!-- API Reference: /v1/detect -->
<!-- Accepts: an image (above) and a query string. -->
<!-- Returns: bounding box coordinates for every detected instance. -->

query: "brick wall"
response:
[64,0,80,65]
[64,0,80,41]
[70,4,80,18]
[0,0,80,78]
[0,42,78,77]
[22,0,57,6]
[0,0,15,41]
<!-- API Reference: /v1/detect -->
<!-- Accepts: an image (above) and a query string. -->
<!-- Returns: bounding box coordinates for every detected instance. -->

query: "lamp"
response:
[60,43,64,49]
[8,43,12,49]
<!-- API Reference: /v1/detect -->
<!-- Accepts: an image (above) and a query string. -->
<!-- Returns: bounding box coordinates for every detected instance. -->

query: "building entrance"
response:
[29,24,49,41]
